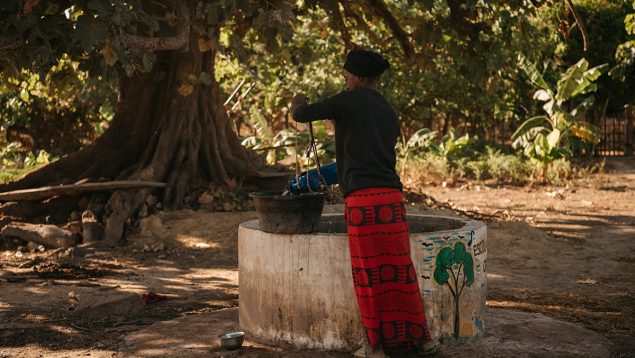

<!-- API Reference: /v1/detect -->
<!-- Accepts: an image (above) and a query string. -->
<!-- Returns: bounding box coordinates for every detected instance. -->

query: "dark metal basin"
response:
[249,191,325,234]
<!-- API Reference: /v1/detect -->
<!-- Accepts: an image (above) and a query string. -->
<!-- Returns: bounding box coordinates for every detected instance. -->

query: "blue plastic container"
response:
[287,162,337,194]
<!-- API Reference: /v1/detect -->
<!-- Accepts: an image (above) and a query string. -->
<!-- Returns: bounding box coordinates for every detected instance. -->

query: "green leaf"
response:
[452,242,467,265]
[626,14,635,35]
[248,107,273,145]
[141,53,156,73]
[433,247,453,285]
[570,96,595,119]
[406,128,438,150]
[556,59,607,101]
[518,54,553,94]
[75,16,107,52]
[547,128,560,149]
[556,111,576,131]
[199,72,213,86]
[535,134,549,156]
[555,58,587,101]
[533,89,551,102]
[511,116,549,140]
[542,99,556,116]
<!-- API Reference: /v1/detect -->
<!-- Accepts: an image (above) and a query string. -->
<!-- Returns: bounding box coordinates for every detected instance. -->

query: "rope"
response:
[293,132,302,193]
[308,122,328,190]
[289,97,336,202]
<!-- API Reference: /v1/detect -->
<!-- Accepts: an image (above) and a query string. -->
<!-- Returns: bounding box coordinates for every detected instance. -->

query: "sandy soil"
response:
[0,158,633,357]
[420,157,635,356]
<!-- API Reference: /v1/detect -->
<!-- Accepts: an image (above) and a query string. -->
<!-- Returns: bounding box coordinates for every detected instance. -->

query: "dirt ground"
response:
[0,157,633,357]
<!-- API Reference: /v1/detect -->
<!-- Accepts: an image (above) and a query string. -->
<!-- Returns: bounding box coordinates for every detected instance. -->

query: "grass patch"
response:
[399,147,603,187]
[0,168,33,184]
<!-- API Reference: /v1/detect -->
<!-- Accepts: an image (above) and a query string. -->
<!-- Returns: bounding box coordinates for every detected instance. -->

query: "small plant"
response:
[437,128,478,162]
[0,142,54,184]
[398,128,439,176]
[513,56,606,179]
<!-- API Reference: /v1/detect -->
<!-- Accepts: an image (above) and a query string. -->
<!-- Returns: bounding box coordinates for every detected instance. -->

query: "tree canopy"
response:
[0,0,633,247]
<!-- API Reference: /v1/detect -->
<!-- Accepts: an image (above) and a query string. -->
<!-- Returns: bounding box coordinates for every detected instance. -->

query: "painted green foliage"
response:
[433,241,475,339]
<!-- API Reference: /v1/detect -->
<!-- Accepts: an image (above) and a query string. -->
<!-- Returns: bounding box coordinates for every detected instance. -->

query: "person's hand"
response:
[292,93,308,104]
[290,93,308,116]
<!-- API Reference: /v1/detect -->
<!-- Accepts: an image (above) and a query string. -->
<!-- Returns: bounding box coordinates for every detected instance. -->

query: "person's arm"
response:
[291,92,345,123]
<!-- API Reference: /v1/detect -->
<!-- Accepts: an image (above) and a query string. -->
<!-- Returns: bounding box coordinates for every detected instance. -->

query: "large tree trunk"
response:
[0,25,262,247]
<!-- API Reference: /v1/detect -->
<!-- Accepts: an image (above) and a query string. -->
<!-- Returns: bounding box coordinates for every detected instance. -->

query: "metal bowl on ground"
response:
[219,331,245,350]
[249,191,325,234]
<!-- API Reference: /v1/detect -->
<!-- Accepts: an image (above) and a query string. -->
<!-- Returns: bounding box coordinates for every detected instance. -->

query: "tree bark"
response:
[454,292,461,339]
[0,181,166,202]
[0,8,262,247]
[625,104,633,156]
[1,222,79,249]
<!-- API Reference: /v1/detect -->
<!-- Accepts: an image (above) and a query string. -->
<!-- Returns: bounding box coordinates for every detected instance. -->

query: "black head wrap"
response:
[343,50,390,78]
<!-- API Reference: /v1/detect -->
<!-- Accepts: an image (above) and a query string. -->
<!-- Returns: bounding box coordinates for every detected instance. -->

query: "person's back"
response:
[293,87,401,197]
[291,49,439,357]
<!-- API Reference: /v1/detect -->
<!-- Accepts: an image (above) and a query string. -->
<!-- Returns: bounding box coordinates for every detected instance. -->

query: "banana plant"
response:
[397,128,439,177]
[241,108,335,166]
[397,128,439,159]
[513,55,606,171]
[437,128,476,161]
[242,106,277,164]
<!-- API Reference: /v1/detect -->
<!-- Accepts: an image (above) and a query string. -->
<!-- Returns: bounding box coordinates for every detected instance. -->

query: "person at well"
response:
[290,49,440,357]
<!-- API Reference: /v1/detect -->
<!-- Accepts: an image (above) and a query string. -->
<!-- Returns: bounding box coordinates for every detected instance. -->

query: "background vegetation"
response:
[1,0,633,188]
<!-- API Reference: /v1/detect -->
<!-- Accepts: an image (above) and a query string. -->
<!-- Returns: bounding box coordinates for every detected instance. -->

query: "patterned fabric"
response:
[345,187,432,352]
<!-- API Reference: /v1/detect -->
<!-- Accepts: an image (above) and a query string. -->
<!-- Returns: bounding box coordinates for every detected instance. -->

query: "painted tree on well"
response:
[433,241,475,339]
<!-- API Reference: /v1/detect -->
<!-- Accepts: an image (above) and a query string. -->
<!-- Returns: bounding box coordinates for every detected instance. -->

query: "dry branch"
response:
[327,2,354,49]
[1,222,79,248]
[0,181,166,202]
[565,0,589,51]
[366,0,414,58]
[341,1,382,45]
[123,2,190,51]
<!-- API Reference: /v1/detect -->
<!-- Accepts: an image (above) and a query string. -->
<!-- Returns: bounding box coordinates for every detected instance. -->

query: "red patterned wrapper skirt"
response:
[345,187,432,352]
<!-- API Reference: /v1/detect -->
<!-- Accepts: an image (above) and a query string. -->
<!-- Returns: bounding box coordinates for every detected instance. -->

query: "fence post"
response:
[626,104,633,156]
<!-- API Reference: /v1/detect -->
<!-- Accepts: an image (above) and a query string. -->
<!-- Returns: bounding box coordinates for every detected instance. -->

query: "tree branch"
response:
[123,2,190,51]
[445,281,457,298]
[446,0,489,42]
[455,261,464,296]
[565,0,589,51]
[449,266,460,297]
[326,2,354,50]
[459,270,467,296]
[341,1,382,46]
[365,0,414,58]
[0,181,166,202]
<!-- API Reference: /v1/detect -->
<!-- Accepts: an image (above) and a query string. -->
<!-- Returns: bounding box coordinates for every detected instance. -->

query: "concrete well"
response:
[238,214,487,350]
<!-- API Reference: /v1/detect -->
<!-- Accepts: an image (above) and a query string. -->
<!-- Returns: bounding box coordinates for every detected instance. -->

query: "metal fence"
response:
[595,110,634,156]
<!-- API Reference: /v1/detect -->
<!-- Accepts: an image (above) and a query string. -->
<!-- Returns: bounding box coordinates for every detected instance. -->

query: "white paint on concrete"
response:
[239,214,487,350]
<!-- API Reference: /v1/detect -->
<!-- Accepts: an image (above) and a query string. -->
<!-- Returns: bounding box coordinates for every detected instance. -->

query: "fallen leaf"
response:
[198,38,213,52]
[576,279,598,285]
[101,41,118,66]
[177,84,193,96]
[22,0,39,14]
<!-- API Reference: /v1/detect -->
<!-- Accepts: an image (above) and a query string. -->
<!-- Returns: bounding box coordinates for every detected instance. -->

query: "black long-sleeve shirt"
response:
[292,88,402,197]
